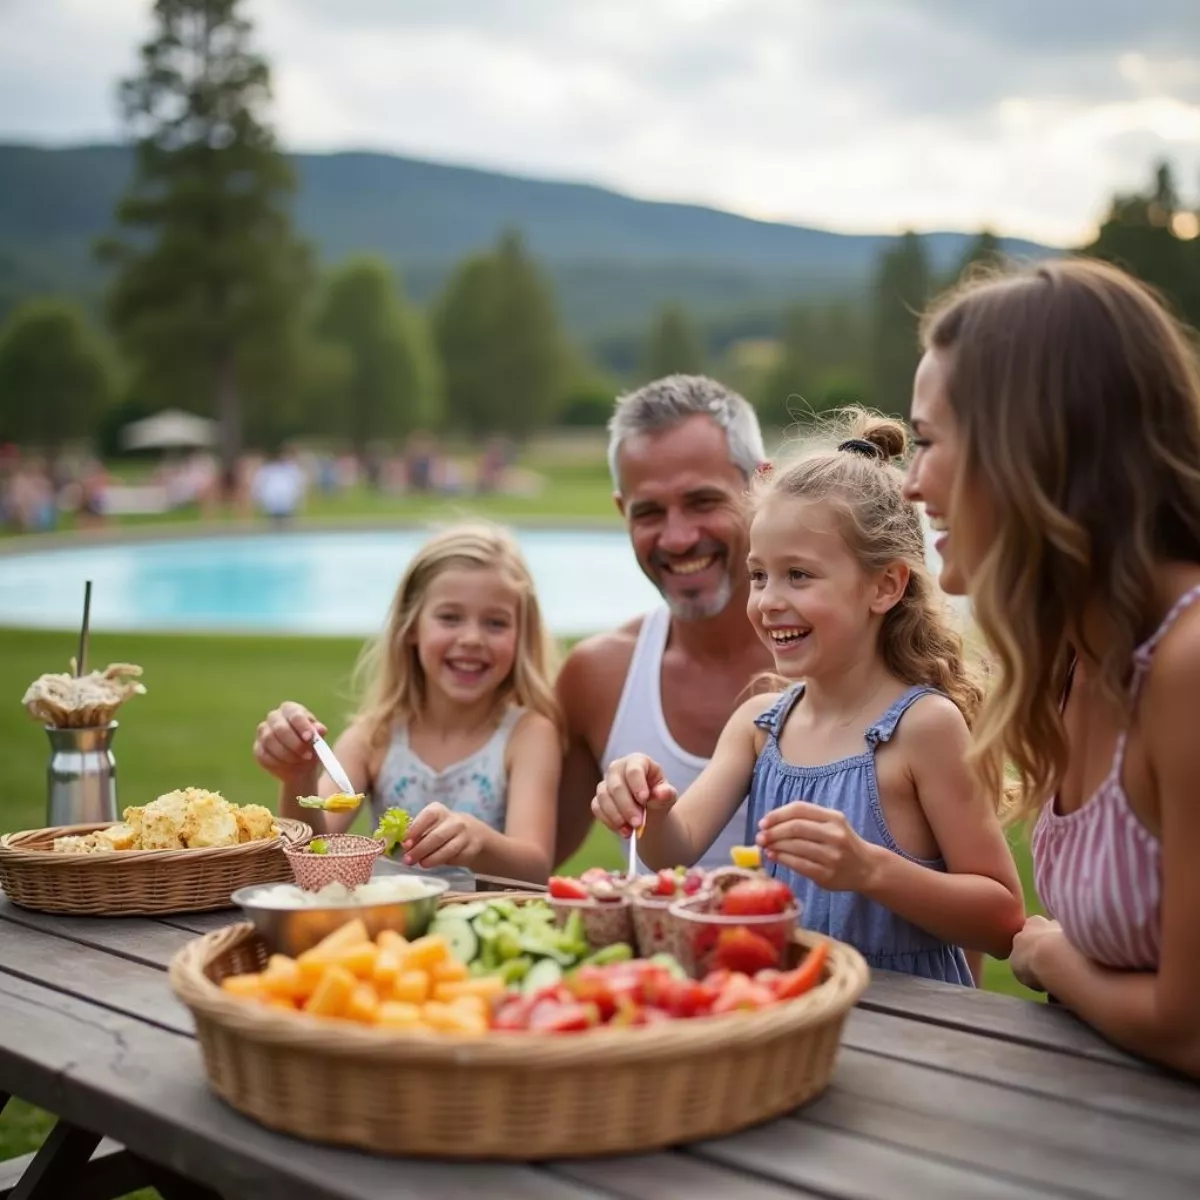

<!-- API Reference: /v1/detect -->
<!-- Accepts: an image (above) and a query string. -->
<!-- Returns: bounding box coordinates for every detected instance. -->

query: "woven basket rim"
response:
[169,920,870,1068]
[0,817,310,866]
[283,833,384,860]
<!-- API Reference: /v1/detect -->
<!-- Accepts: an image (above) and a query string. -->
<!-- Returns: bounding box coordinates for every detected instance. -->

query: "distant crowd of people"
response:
[0,444,110,534]
[0,432,532,535]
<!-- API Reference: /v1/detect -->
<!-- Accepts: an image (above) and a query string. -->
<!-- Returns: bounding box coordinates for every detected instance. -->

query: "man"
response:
[554,374,776,869]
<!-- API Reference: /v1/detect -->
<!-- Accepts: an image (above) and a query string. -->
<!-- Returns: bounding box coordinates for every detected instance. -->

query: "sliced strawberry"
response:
[719,878,795,917]
[527,998,600,1032]
[651,869,677,897]
[548,875,589,900]
[774,942,829,1000]
[714,926,782,975]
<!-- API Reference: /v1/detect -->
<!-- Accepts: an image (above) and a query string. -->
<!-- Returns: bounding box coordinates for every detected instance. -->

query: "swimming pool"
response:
[0,527,665,638]
[0,524,960,638]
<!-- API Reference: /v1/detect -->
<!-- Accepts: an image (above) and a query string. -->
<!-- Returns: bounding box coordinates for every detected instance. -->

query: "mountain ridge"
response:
[0,142,1056,336]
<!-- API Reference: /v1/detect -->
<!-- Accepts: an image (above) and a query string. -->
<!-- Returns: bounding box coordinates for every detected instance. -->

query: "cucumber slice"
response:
[577,942,633,968]
[442,900,489,922]
[430,916,478,965]
[522,958,563,995]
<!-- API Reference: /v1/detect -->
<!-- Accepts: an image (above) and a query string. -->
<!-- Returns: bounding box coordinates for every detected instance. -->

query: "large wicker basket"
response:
[0,819,311,916]
[169,916,870,1159]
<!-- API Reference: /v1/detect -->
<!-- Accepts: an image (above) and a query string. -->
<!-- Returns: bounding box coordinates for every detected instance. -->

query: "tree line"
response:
[1,0,1198,478]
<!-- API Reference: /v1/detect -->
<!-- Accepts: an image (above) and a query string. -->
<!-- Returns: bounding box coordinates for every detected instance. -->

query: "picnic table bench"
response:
[1,877,1198,1200]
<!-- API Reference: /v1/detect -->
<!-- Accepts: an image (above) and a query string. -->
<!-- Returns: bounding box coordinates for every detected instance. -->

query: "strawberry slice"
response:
[719,878,795,917]
[651,869,677,897]
[548,875,589,900]
[714,926,781,975]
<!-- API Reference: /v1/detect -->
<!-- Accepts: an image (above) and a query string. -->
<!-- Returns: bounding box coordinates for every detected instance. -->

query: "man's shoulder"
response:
[559,619,643,690]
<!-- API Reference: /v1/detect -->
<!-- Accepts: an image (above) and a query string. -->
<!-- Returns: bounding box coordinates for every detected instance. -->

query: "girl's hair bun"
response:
[849,414,908,462]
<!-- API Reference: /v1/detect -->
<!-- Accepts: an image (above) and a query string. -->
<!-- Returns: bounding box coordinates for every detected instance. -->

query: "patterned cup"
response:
[284,834,384,891]
[665,893,800,979]
[549,893,635,951]
[630,894,676,958]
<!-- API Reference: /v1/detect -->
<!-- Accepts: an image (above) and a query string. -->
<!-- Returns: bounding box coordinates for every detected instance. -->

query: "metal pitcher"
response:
[45,722,119,827]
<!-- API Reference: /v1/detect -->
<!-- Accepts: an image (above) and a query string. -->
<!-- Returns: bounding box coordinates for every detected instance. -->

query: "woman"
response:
[902,256,1200,1076]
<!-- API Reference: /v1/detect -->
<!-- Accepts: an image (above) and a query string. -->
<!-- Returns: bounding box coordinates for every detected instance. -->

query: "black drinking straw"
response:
[76,580,92,676]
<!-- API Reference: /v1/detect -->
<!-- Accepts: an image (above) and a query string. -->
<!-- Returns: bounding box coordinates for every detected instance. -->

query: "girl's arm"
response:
[255,702,369,835]
[760,695,1026,959]
[281,720,375,836]
[627,694,772,870]
[479,711,561,883]
[404,713,561,884]
[1014,642,1200,1077]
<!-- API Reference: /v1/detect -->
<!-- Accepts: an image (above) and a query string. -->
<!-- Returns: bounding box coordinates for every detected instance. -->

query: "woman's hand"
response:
[758,801,879,892]
[591,753,677,838]
[1010,915,1065,992]
[402,803,486,869]
[253,702,326,786]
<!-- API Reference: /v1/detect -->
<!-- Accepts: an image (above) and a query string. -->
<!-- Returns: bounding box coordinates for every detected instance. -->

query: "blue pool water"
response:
[0,528,663,638]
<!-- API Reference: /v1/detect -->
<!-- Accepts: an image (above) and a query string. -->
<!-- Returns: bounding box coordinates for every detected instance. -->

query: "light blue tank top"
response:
[746,684,973,986]
[369,706,526,892]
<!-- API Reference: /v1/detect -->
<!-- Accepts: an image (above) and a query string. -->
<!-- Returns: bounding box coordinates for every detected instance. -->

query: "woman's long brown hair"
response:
[922,257,1200,821]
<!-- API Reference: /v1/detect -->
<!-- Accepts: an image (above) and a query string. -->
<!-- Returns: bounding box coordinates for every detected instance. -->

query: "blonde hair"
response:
[754,408,986,732]
[921,257,1200,822]
[352,522,562,747]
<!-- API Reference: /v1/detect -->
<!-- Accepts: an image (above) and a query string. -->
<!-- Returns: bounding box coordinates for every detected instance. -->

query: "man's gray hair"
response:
[606,374,766,490]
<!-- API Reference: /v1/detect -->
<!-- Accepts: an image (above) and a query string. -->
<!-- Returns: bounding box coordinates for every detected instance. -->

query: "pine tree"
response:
[869,232,931,419]
[433,230,566,437]
[1086,160,1200,330]
[641,304,705,380]
[0,300,115,457]
[313,258,439,453]
[98,0,310,485]
[950,230,1004,285]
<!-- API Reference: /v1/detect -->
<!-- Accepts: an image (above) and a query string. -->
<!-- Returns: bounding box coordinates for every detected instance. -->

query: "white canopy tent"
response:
[120,409,218,452]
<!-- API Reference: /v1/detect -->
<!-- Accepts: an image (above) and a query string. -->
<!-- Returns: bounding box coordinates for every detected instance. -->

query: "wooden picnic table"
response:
[1,877,1198,1200]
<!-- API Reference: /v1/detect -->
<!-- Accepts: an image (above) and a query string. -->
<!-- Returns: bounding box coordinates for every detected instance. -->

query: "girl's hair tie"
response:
[838,438,883,460]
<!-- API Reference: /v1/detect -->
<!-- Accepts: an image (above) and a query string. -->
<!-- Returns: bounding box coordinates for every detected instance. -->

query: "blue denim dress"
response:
[746,684,973,985]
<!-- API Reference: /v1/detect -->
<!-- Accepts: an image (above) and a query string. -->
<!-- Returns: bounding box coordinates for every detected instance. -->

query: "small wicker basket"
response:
[0,818,311,916]
[169,916,869,1159]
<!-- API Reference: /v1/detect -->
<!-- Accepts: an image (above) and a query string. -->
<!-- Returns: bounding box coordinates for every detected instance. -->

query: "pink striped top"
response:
[1031,585,1200,970]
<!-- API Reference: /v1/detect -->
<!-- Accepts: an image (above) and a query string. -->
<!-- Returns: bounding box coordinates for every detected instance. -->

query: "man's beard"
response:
[663,570,734,621]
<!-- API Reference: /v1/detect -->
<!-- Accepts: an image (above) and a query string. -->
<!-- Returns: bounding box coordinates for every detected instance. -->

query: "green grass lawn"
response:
[0,622,1041,1183]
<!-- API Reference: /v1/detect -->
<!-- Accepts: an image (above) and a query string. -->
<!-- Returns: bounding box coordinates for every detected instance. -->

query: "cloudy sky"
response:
[1,0,1197,246]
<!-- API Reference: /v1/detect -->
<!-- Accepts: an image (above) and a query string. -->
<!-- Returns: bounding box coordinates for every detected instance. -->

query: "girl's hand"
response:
[402,803,484,869]
[254,702,327,786]
[1010,915,1064,992]
[758,801,878,892]
[591,753,677,838]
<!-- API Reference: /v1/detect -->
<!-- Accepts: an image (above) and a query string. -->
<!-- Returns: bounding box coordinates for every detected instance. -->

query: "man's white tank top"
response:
[600,606,751,871]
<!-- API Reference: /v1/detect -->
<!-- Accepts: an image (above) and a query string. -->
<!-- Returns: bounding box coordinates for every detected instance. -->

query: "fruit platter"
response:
[169,851,870,1159]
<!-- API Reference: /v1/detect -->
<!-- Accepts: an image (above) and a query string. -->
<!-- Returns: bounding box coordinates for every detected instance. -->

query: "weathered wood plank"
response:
[843,1008,1200,1131]
[552,1154,822,1199]
[0,973,626,1200]
[862,970,1147,1070]
[800,1049,1200,1199]
[0,920,193,1036]
[0,899,196,970]
[697,1120,1058,1199]
[156,912,239,937]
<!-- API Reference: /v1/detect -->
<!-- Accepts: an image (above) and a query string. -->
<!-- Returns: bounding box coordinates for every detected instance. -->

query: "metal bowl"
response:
[230,876,450,957]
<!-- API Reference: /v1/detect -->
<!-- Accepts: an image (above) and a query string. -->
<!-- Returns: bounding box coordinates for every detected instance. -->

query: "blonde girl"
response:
[905,257,1200,1074]
[254,522,563,884]
[594,412,1025,984]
